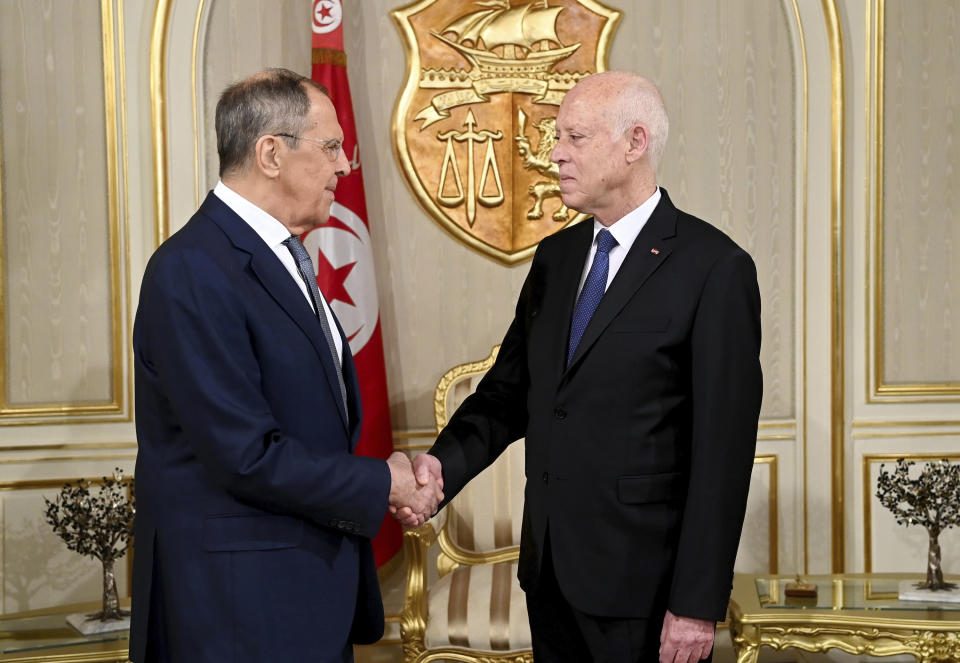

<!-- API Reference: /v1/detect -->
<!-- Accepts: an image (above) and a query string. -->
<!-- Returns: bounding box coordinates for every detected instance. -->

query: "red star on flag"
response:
[317,3,332,21]
[314,248,357,307]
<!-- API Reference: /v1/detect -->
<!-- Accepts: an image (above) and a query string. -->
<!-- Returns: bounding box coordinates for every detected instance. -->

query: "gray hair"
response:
[593,72,670,169]
[215,68,329,177]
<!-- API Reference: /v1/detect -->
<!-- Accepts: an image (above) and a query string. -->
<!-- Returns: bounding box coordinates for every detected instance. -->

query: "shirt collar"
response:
[213,180,292,248]
[592,187,662,252]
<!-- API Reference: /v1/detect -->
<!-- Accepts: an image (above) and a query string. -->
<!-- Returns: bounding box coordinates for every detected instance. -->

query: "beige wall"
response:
[0,0,958,624]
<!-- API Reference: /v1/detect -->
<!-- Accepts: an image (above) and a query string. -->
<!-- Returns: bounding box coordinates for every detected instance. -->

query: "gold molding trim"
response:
[151,0,174,246]
[853,419,960,428]
[0,50,5,419]
[789,0,810,576]
[0,0,128,423]
[868,0,960,402]
[862,453,960,573]
[755,455,780,574]
[101,0,124,423]
[191,0,209,208]
[822,0,846,574]
[0,476,132,492]
[758,419,797,430]
[0,454,137,466]
[852,429,960,440]
[118,0,133,426]
[0,443,137,453]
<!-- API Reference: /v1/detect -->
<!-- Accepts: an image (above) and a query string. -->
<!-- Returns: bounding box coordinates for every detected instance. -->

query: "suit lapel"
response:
[543,221,594,381]
[200,194,350,432]
[563,192,679,375]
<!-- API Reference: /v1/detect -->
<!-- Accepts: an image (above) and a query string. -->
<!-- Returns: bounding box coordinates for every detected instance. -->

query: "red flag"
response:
[307,0,401,567]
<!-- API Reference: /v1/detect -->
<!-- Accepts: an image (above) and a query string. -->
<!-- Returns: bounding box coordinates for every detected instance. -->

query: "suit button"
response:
[542,472,549,485]
[554,407,566,419]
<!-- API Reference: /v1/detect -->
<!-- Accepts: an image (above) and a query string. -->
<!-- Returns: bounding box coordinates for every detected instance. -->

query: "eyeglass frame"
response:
[274,133,343,160]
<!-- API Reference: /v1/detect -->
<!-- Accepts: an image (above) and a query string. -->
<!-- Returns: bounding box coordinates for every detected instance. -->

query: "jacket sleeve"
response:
[135,248,390,539]
[667,248,763,621]
[428,253,540,503]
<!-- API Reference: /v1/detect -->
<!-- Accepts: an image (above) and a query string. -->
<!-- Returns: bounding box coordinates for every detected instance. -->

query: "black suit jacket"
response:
[130,193,390,662]
[430,189,762,621]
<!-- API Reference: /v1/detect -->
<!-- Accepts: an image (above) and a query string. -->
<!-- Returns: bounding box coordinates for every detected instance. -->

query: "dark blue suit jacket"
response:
[129,193,390,662]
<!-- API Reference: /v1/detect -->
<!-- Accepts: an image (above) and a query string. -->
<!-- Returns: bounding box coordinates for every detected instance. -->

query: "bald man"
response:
[405,72,763,662]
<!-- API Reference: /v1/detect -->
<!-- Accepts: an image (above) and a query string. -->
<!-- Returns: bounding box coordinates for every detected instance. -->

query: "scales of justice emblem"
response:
[392,0,621,264]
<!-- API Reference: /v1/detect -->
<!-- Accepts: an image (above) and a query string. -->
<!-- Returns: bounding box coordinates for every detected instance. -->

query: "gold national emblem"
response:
[392,0,622,264]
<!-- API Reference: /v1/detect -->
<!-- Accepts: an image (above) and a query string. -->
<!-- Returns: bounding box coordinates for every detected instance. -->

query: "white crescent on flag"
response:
[303,202,379,355]
[312,0,342,34]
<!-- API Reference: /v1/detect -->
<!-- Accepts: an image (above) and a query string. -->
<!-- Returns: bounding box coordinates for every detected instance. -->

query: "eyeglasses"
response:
[274,133,343,161]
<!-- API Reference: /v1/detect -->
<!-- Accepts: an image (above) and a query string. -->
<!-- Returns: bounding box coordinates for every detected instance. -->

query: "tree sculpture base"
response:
[899,580,960,603]
[64,558,130,635]
[66,611,130,635]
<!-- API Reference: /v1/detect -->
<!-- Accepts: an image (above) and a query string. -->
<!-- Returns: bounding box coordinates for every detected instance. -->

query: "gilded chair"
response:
[401,345,533,663]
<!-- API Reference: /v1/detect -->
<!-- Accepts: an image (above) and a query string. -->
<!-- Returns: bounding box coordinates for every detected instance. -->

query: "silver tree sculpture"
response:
[876,458,960,591]
[44,469,135,621]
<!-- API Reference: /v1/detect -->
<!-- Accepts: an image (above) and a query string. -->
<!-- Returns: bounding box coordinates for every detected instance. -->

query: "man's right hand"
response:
[413,453,443,492]
[387,452,443,527]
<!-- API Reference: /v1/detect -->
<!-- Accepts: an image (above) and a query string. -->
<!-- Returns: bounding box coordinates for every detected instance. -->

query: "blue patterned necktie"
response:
[283,236,348,413]
[567,228,618,365]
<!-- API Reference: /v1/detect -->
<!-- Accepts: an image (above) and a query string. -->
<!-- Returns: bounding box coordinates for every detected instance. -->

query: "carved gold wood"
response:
[729,574,960,663]
[392,0,621,265]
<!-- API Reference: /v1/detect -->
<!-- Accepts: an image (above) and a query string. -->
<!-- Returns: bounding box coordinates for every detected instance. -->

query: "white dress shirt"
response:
[575,187,662,298]
[213,180,343,363]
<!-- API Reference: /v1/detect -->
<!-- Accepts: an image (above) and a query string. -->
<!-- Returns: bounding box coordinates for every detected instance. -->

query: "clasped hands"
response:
[387,452,444,527]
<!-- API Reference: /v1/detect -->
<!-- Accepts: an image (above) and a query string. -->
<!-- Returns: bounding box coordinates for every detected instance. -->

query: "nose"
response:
[334,144,351,176]
[551,141,566,165]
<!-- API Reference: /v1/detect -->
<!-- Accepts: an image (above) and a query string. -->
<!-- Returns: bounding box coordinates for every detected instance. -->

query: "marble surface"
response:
[899,580,960,603]
[65,612,130,635]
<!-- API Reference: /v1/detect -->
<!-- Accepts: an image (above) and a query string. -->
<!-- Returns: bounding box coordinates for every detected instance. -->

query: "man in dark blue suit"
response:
[130,68,439,663]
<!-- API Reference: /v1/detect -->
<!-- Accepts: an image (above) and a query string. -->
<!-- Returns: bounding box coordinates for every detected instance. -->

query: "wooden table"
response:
[728,574,960,663]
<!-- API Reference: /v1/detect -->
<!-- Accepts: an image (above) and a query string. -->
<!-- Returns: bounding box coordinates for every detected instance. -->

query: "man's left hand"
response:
[659,610,714,663]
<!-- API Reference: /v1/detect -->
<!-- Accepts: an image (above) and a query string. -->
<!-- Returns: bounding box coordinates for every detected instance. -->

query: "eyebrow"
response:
[557,124,592,135]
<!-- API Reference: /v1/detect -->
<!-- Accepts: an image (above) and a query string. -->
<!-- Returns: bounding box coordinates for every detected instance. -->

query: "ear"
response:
[624,124,649,165]
[253,134,282,179]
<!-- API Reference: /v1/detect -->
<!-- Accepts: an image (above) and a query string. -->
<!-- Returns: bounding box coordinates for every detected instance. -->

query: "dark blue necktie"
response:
[567,228,618,365]
[283,235,348,413]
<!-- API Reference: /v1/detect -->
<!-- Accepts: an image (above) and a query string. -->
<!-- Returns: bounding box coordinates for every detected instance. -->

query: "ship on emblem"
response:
[392,0,621,264]
[432,0,580,76]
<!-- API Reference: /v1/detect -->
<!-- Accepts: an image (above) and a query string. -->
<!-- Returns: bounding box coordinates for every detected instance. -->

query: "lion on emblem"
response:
[516,109,570,223]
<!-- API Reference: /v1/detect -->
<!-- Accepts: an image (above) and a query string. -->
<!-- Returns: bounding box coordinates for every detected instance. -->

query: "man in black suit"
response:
[130,68,440,662]
[402,72,762,662]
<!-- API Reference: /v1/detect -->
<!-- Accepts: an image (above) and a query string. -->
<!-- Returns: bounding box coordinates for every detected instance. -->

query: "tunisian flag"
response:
[306,0,401,566]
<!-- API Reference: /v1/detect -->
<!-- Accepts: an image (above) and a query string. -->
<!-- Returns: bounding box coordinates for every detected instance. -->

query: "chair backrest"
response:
[434,345,525,563]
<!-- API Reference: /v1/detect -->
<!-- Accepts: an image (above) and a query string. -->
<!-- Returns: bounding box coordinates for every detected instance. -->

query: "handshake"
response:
[386,452,444,528]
